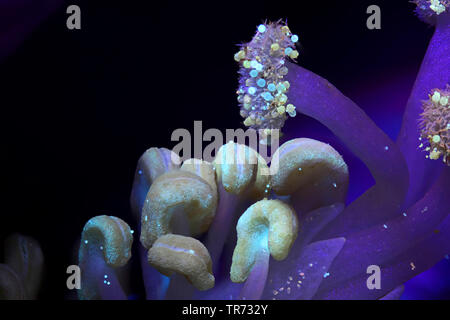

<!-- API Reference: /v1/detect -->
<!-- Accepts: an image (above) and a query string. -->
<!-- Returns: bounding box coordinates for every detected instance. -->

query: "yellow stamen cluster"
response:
[429,0,447,14]
[418,85,450,165]
[413,0,449,25]
[235,21,300,139]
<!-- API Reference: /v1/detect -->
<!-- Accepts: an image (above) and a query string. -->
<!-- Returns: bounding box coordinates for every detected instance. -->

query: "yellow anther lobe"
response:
[148,234,215,291]
[247,152,271,200]
[80,215,133,267]
[213,141,258,194]
[138,147,181,182]
[140,170,217,249]
[130,147,181,219]
[180,158,217,196]
[230,199,298,283]
[271,138,348,195]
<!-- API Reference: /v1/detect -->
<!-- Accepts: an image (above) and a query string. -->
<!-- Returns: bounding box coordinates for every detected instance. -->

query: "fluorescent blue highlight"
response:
[261,92,273,101]
[257,79,266,87]
[248,87,257,95]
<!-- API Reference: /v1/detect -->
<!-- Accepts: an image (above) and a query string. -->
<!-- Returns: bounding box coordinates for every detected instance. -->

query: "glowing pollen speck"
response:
[413,0,450,25]
[258,24,266,33]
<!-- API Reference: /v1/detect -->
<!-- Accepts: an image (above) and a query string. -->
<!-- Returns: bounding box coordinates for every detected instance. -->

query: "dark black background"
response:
[0,0,433,299]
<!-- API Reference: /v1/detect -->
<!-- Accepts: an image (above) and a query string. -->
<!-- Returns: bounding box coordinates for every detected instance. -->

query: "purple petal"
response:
[379,285,405,300]
[286,63,409,238]
[396,13,449,207]
[239,248,270,300]
[316,169,450,298]
[194,233,244,300]
[296,203,345,248]
[139,243,170,300]
[261,237,346,300]
[205,184,252,275]
[317,211,450,300]
[79,246,127,300]
[164,273,197,300]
